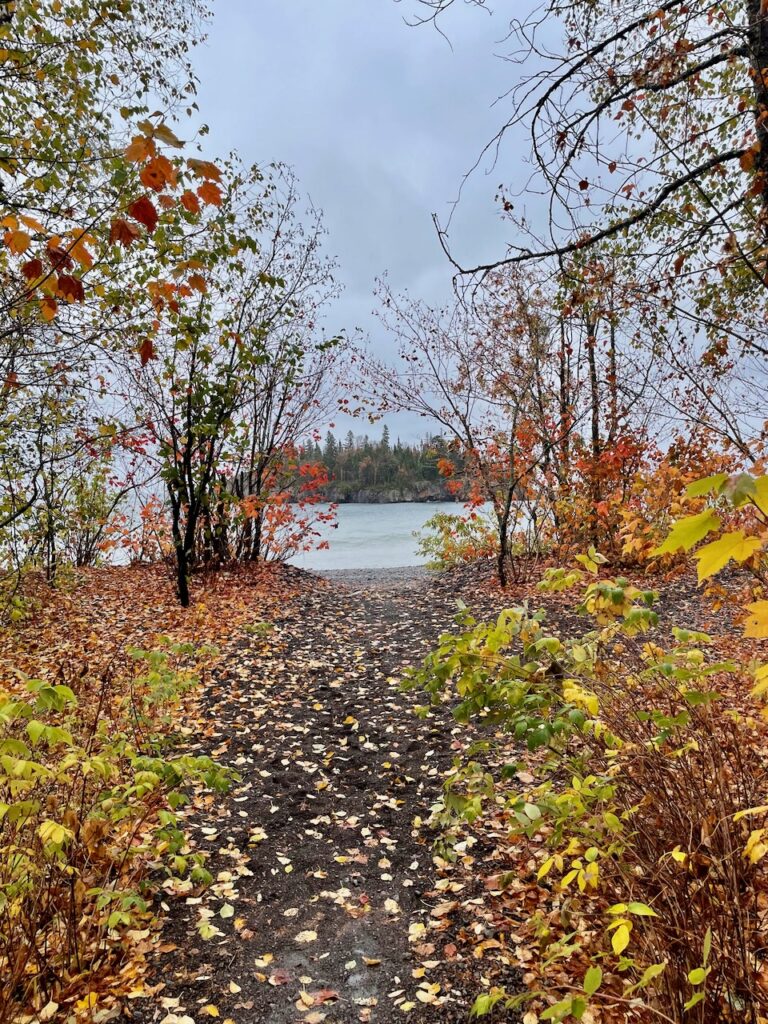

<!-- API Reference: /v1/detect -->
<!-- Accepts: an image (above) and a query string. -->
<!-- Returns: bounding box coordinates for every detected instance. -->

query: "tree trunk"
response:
[175,541,190,608]
[169,489,192,607]
[251,508,263,561]
[497,530,508,588]
[586,315,601,543]
[748,0,768,247]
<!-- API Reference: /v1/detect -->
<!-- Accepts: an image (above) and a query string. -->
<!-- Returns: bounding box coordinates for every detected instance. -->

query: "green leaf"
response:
[653,510,721,556]
[686,474,728,498]
[688,967,706,986]
[26,720,46,747]
[469,990,504,1018]
[540,998,573,1022]
[684,991,705,1011]
[584,965,602,996]
[702,928,712,965]
[627,902,658,917]
[627,962,666,994]
[725,472,757,506]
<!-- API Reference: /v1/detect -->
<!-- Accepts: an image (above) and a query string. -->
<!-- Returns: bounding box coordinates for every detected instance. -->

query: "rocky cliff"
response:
[322,480,462,504]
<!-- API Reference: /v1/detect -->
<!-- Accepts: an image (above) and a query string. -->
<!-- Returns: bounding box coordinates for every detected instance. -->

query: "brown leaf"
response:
[110,219,141,248]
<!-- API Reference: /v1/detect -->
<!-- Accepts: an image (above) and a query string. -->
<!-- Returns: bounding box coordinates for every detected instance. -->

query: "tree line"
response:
[309,428,466,498]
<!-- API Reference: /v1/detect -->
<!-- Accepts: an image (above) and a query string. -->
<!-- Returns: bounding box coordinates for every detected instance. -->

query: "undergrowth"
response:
[408,555,768,1022]
[0,641,235,1023]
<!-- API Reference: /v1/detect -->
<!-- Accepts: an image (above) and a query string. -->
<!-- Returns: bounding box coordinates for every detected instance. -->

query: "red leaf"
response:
[139,336,155,366]
[47,244,73,269]
[128,195,159,233]
[21,258,43,280]
[57,273,85,302]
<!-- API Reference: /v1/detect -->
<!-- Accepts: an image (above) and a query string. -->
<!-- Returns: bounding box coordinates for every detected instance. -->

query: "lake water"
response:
[288,502,465,570]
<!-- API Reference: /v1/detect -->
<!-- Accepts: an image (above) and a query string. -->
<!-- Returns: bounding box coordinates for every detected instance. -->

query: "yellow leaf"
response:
[653,509,720,556]
[744,601,768,639]
[201,1006,220,1018]
[6,229,30,254]
[753,477,768,516]
[612,923,631,954]
[745,829,768,863]
[695,531,763,581]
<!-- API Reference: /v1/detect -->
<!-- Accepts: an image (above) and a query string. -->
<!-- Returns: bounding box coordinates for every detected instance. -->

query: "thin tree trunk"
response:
[586,315,601,543]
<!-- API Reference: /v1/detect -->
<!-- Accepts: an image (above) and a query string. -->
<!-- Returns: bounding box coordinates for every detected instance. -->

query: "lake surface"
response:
[288,502,464,570]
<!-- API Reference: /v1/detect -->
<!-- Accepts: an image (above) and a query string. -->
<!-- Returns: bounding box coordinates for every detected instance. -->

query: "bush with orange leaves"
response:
[550,434,741,570]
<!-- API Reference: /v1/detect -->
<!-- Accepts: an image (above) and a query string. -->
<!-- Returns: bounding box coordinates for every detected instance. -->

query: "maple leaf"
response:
[69,233,94,268]
[141,155,176,192]
[110,218,141,248]
[5,229,31,254]
[129,195,159,233]
[40,295,57,321]
[57,273,85,302]
[125,135,156,163]
[20,257,43,280]
[140,337,156,366]
[180,189,201,214]
[187,158,222,181]
[198,181,223,207]
[47,244,73,269]
[188,273,207,293]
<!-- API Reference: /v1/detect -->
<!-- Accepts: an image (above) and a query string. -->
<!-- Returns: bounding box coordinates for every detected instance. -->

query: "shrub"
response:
[407,562,768,1022]
[415,510,498,571]
[0,643,234,1023]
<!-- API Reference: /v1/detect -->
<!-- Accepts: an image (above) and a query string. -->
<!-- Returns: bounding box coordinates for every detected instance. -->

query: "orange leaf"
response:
[19,214,44,233]
[187,158,222,182]
[128,195,159,233]
[140,155,176,192]
[188,273,207,293]
[40,296,57,321]
[110,218,141,248]
[69,234,93,268]
[180,189,201,214]
[198,181,222,207]
[125,135,156,163]
[6,229,31,254]
[139,336,155,366]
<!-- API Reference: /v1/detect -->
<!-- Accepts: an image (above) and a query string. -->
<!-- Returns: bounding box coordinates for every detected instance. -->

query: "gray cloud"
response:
[193,0,533,437]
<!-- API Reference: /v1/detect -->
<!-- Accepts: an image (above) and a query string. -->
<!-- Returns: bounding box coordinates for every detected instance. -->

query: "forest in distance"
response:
[3,1,768,1023]
[302,428,468,503]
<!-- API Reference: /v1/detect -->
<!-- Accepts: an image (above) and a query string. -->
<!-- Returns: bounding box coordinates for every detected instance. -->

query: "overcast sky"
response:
[192,1,534,440]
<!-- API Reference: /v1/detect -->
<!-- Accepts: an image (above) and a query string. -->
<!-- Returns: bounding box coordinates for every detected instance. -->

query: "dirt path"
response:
[133,569,499,1024]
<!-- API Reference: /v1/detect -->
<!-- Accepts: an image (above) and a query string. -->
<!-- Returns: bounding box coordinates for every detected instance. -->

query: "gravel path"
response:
[126,567,499,1024]
[314,566,430,591]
